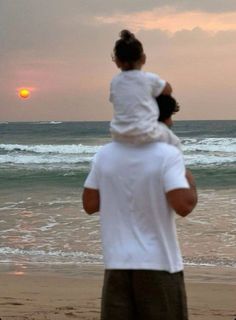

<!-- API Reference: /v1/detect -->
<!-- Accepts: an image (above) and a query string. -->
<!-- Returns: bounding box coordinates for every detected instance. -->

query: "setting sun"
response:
[19,88,30,99]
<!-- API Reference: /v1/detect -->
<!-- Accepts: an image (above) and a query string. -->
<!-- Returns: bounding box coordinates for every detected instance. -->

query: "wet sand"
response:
[0,266,236,320]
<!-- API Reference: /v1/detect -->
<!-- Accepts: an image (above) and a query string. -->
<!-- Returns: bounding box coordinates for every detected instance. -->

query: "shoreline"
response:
[0,265,235,319]
[1,263,236,282]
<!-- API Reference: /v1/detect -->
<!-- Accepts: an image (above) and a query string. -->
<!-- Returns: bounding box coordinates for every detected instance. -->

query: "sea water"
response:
[0,121,235,273]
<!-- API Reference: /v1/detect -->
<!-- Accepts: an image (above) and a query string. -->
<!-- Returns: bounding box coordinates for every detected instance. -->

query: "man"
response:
[83,111,197,319]
[157,94,180,126]
[156,94,182,150]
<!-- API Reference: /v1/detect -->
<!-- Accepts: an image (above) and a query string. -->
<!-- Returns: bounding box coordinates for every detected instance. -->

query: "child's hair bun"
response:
[114,30,143,66]
[120,30,135,42]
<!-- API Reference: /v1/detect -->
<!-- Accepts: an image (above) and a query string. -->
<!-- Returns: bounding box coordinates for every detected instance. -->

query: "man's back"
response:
[84,141,189,272]
[83,140,197,320]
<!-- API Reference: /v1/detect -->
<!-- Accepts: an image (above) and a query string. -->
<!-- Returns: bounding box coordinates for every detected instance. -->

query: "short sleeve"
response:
[163,149,189,192]
[84,156,99,190]
[147,72,166,97]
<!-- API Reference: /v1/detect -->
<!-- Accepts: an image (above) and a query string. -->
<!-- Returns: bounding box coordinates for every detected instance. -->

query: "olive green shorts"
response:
[101,269,188,320]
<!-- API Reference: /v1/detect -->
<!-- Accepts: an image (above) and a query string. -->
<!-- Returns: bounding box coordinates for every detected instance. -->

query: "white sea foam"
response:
[0,143,101,154]
[181,137,236,166]
[0,152,234,166]
[184,154,236,166]
[0,247,103,262]
[0,154,93,164]
[182,137,236,153]
[0,138,235,166]
[38,222,59,232]
[32,121,63,125]
[49,121,62,124]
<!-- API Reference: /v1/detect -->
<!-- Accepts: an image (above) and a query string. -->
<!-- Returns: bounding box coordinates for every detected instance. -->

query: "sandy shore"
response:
[0,266,236,320]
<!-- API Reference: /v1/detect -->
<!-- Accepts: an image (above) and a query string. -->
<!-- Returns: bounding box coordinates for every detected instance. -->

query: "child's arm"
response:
[149,72,172,97]
[161,82,172,95]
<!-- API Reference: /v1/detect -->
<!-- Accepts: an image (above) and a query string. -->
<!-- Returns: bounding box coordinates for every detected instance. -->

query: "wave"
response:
[184,154,236,166]
[0,247,103,264]
[182,137,236,153]
[0,143,101,154]
[0,153,234,166]
[0,247,235,267]
[1,137,235,155]
[0,154,93,164]
[49,121,63,124]
[31,121,63,125]
[0,137,235,166]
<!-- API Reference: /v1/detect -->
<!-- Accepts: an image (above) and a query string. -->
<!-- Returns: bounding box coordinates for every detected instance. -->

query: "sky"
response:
[0,0,236,121]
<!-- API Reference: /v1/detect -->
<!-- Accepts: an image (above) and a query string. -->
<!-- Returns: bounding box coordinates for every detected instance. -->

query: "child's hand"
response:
[162,82,172,95]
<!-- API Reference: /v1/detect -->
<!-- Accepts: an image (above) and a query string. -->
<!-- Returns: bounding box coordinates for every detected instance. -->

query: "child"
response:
[110,29,180,148]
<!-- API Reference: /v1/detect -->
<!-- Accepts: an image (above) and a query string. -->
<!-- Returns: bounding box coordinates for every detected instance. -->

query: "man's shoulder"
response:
[95,142,117,157]
[96,141,181,158]
[94,142,128,166]
[148,142,182,161]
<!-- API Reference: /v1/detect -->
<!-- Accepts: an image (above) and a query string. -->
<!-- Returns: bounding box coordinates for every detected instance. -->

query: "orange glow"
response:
[96,9,236,33]
[19,88,30,99]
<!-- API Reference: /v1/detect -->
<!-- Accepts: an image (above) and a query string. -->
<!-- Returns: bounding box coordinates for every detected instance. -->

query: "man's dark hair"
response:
[156,95,180,122]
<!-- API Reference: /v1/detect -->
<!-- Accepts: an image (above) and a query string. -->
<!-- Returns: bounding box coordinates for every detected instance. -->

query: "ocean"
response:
[0,121,235,274]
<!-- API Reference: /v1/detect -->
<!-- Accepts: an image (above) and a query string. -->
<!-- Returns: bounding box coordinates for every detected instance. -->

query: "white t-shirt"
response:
[159,122,182,150]
[110,70,166,137]
[84,142,189,272]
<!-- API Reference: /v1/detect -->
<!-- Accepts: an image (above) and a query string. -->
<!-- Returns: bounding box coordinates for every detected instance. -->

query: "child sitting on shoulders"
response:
[110,29,180,148]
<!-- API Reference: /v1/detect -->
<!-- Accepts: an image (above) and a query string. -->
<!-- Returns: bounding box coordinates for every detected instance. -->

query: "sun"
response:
[18,88,31,99]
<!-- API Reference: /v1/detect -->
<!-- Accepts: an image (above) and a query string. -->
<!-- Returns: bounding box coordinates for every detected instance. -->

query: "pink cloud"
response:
[96,7,236,33]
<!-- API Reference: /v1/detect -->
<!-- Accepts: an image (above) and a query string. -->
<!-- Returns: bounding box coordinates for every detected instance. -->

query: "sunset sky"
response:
[1,0,236,121]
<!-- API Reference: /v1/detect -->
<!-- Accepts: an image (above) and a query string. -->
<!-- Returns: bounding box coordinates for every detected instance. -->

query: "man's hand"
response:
[82,188,100,214]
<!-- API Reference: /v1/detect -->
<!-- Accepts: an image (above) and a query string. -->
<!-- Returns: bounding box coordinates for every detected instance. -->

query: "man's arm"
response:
[82,187,100,215]
[166,169,197,217]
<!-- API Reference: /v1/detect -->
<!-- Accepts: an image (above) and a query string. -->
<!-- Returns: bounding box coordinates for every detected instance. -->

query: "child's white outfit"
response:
[110,70,181,149]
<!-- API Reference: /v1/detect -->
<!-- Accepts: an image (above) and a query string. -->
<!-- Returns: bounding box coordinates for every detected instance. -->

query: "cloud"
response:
[1,0,236,57]
[0,0,236,120]
[96,8,236,33]
[82,0,236,14]
[168,0,236,13]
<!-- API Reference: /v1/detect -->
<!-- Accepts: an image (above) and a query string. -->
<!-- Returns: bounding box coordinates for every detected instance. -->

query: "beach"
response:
[0,121,235,319]
[0,266,236,319]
